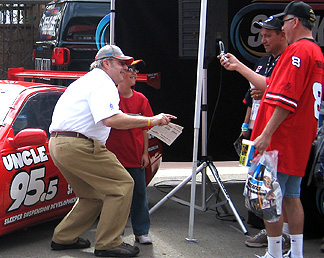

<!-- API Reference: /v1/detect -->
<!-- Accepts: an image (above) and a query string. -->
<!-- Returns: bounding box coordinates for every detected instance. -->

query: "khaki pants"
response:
[49,136,134,250]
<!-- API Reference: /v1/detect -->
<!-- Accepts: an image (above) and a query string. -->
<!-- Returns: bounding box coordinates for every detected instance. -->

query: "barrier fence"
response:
[0,1,46,79]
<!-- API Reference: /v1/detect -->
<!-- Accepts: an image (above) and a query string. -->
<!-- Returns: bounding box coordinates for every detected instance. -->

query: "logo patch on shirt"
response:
[316,60,324,70]
[255,65,263,73]
[110,103,114,110]
[283,82,292,91]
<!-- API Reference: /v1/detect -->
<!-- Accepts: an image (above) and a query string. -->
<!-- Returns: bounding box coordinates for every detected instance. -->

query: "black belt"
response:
[51,131,88,139]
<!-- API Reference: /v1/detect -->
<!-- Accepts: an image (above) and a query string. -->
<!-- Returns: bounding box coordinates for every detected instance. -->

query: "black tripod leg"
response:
[205,175,229,214]
[207,161,248,234]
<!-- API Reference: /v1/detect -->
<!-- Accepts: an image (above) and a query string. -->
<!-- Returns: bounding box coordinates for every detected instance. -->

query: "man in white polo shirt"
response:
[49,45,175,257]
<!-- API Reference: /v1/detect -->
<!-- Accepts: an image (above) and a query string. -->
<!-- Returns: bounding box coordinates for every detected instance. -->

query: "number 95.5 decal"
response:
[7,166,59,212]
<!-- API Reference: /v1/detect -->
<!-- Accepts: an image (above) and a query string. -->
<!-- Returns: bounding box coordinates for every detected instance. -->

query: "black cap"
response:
[127,59,145,70]
[273,1,316,22]
[254,16,282,30]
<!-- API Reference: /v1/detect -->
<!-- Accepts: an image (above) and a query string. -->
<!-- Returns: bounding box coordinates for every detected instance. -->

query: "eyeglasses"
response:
[128,67,139,73]
[103,58,127,68]
[281,17,295,25]
[117,60,127,67]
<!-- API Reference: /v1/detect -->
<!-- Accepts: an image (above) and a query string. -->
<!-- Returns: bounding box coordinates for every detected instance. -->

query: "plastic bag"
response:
[243,150,282,222]
[233,134,243,157]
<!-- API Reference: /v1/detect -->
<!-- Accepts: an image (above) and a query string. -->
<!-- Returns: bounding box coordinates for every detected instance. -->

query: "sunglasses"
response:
[117,60,127,67]
[128,67,139,73]
[281,17,295,25]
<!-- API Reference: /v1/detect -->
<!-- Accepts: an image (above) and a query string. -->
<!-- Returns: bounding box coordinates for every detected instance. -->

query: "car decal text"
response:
[4,197,77,226]
[2,145,48,171]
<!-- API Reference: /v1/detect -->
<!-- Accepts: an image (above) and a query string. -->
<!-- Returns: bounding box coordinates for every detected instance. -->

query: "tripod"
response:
[149,0,247,240]
[149,69,248,239]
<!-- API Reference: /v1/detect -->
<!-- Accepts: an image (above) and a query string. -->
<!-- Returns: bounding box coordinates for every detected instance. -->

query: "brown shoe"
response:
[51,237,90,250]
[95,242,140,257]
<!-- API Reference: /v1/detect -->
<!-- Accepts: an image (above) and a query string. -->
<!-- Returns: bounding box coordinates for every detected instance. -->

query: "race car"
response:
[0,69,161,237]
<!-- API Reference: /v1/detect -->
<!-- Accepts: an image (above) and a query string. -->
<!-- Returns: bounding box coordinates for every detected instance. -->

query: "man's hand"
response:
[250,88,264,100]
[217,53,241,71]
[151,113,177,126]
[253,133,271,155]
[217,53,268,91]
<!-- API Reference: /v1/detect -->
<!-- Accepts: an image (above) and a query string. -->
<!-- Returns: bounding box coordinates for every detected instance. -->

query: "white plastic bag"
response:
[243,150,282,222]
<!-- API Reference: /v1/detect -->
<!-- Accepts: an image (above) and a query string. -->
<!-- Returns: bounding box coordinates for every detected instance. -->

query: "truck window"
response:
[34,1,111,73]
[39,6,63,40]
[60,2,110,44]
[63,18,99,42]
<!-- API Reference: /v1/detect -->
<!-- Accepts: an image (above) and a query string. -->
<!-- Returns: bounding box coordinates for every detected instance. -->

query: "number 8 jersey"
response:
[251,39,324,177]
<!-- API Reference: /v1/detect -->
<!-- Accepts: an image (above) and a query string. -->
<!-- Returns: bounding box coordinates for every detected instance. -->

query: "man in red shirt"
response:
[220,2,324,257]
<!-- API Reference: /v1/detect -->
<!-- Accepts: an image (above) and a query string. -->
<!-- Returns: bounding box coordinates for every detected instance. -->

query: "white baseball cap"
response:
[95,45,133,65]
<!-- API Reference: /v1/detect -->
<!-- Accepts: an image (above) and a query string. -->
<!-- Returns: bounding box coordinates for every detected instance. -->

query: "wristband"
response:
[241,123,249,132]
[148,118,151,126]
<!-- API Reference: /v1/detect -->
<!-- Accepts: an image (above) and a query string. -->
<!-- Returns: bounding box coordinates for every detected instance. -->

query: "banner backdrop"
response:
[115,0,324,162]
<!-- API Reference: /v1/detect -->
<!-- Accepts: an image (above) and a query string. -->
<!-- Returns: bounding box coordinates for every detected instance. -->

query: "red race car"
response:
[0,69,161,237]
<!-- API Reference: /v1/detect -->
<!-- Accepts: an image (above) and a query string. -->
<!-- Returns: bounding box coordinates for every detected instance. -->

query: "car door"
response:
[0,89,76,236]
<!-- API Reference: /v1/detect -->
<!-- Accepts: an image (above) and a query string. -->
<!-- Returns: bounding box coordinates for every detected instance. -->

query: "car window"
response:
[12,91,63,137]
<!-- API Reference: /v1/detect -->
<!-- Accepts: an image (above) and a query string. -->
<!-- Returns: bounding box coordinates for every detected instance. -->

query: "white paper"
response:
[148,122,183,146]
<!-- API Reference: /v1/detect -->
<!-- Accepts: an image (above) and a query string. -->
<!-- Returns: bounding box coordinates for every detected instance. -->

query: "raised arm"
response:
[218,53,267,91]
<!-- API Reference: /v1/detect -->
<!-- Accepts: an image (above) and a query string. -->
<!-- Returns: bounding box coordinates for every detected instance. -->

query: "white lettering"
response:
[313,82,322,120]
[3,198,77,225]
[2,155,13,170]
[50,197,77,210]
[37,146,48,162]
[22,150,33,166]
[30,149,41,164]
[1,146,49,171]
[11,152,24,169]
[292,56,301,68]
[4,214,22,225]
[23,205,50,218]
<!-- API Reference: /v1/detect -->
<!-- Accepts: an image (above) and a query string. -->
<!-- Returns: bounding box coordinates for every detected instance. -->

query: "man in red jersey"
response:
[219,2,324,257]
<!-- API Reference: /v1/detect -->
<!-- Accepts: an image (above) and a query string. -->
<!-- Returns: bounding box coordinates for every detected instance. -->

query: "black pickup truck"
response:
[33,0,110,72]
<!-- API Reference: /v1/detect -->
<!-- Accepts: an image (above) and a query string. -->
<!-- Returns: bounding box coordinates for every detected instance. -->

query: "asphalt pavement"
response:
[0,162,322,258]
